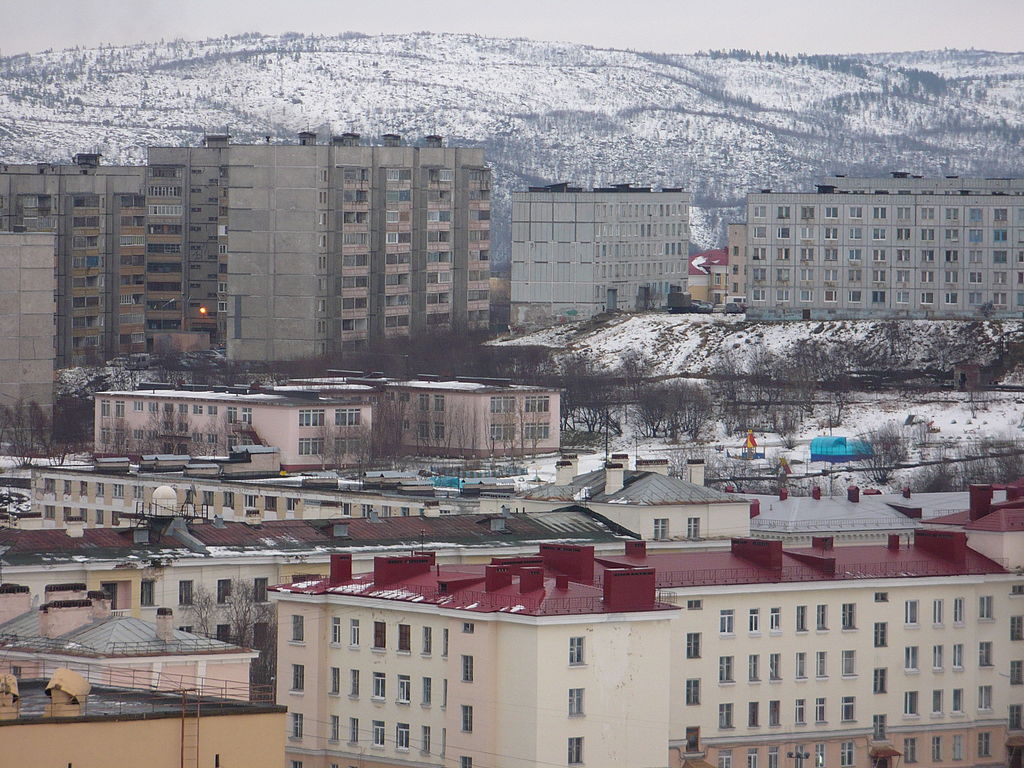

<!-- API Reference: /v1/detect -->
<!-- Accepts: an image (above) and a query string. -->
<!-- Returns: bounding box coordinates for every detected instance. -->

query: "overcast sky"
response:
[2,0,1022,57]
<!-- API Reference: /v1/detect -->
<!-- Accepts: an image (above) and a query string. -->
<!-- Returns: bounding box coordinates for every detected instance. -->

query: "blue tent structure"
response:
[810,436,873,464]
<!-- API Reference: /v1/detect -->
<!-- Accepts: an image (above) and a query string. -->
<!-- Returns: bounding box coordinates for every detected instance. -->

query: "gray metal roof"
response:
[0,612,244,656]
[524,469,744,506]
[748,493,923,534]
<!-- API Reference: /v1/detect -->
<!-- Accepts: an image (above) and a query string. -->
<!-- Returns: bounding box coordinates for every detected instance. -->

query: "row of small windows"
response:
[752,204,1022,222]
[751,246,1022,263]
[752,288,1021,307]
[752,225,1018,242]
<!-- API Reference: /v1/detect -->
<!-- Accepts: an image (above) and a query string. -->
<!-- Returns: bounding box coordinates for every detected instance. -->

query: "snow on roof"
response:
[748,493,920,533]
[688,248,728,275]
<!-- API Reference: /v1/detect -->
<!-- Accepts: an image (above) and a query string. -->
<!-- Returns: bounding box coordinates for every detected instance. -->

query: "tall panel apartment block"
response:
[746,174,1024,320]
[225,132,490,361]
[146,136,229,341]
[511,183,690,327]
[0,232,56,412]
[0,156,146,366]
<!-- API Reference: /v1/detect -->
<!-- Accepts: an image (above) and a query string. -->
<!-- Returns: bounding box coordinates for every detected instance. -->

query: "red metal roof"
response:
[274,535,1007,616]
[964,508,1024,532]
[688,248,728,275]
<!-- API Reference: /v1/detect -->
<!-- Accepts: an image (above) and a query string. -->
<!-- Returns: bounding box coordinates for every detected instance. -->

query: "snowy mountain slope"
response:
[493,314,1024,377]
[1,33,1022,257]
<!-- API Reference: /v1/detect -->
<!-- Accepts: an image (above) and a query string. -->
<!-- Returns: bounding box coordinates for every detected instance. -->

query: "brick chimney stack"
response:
[156,607,174,643]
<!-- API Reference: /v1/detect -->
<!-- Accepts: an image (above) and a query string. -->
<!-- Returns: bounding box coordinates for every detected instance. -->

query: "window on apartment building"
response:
[905,646,919,671]
[719,703,734,729]
[291,615,304,642]
[720,610,735,634]
[568,687,584,716]
[422,677,432,706]
[347,668,358,697]
[1011,615,1024,641]
[397,623,411,652]
[794,699,805,725]
[421,626,433,654]
[372,672,386,699]
[686,517,700,539]
[873,668,887,693]
[905,600,919,626]
[932,689,943,714]
[953,597,965,624]
[796,605,808,632]
[290,712,303,739]
[953,643,964,669]
[216,579,231,604]
[685,633,701,659]
[461,705,473,732]
[872,714,887,741]
[795,652,807,679]
[904,738,918,764]
[978,732,992,758]
[841,696,855,722]
[931,736,942,763]
[140,580,155,607]
[567,737,584,765]
[816,604,828,630]
[1011,660,1024,685]
[841,603,856,630]
[873,622,887,647]
[329,715,340,742]
[748,609,760,633]
[839,742,854,768]
[653,518,669,539]
[372,720,385,747]
[1010,704,1023,730]
[748,655,760,682]
[349,619,360,646]
[841,650,855,677]
[904,690,919,715]
[442,628,449,657]
[979,595,994,620]
[769,653,781,680]
[979,642,994,667]
[815,698,826,723]
[178,580,193,606]
[933,645,944,669]
[569,636,585,665]
[397,675,411,704]
[461,655,474,683]
[685,679,700,706]
[291,664,304,692]
[395,722,410,751]
[768,700,780,727]
[748,702,759,728]
[719,656,734,683]
[373,621,386,649]
[816,651,827,678]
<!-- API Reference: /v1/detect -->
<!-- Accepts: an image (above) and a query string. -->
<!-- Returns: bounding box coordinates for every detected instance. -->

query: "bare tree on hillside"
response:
[858,422,910,484]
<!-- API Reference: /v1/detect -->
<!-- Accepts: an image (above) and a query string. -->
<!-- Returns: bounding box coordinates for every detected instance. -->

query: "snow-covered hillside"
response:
[493,314,1024,377]
[1,34,1022,257]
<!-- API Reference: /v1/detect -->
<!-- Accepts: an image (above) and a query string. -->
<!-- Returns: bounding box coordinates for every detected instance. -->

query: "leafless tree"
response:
[858,422,910,484]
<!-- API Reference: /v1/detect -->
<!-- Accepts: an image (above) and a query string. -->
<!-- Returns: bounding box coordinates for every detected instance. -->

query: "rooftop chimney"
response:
[518,566,545,594]
[555,460,575,486]
[382,133,402,147]
[847,485,860,503]
[811,536,834,551]
[373,553,434,585]
[38,600,94,639]
[424,135,444,148]
[0,585,31,625]
[554,574,569,590]
[605,462,625,495]
[611,453,631,470]
[298,131,317,146]
[484,564,513,592]
[636,458,670,476]
[749,499,761,518]
[625,540,647,558]
[887,534,901,551]
[913,529,967,567]
[779,488,789,501]
[539,544,595,583]
[686,459,706,487]
[968,484,993,521]
[602,567,656,612]
[330,553,353,585]
[811,486,821,500]
[902,487,912,499]
[731,538,783,572]
[87,591,111,621]
[155,607,174,643]
[333,132,361,146]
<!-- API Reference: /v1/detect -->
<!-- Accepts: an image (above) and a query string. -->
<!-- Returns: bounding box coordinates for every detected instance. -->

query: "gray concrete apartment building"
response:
[511,183,690,326]
[0,155,147,366]
[746,173,1024,320]
[222,132,491,361]
[0,232,56,412]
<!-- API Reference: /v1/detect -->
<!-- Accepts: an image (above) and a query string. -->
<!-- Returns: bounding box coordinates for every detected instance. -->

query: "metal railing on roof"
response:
[0,659,273,705]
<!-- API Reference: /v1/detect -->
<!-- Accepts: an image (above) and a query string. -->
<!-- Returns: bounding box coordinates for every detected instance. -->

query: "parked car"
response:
[724,303,746,314]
